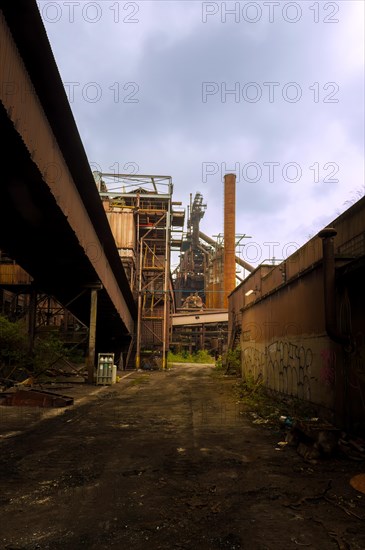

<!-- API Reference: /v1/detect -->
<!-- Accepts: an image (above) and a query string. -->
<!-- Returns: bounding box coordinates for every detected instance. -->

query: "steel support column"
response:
[162,196,171,369]
[86,288,98,383]
[28,286,37,353]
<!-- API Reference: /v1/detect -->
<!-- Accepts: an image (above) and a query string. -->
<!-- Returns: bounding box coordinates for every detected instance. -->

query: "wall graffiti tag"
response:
[243,340,314,400]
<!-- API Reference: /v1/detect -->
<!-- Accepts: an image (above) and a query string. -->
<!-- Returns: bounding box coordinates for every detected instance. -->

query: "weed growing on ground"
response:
[167,350,215,364]
[234,376,320,426]
[235,375,283,421]
[130,375,150,386]
[225,347,241,373]
[211,367,320,427]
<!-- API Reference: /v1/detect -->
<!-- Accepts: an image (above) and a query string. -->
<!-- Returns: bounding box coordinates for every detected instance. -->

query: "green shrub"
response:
[214,355,223,370]
[31,333,67,374]
[0,315,27,366]
[224,347,241,372]
[0,314,76,377]
[195,349,215,363]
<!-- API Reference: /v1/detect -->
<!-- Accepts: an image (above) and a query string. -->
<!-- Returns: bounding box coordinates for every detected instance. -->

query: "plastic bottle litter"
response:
[279,415,293,427]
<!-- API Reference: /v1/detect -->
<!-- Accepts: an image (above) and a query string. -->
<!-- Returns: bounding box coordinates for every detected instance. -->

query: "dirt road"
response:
[1,364,365,549]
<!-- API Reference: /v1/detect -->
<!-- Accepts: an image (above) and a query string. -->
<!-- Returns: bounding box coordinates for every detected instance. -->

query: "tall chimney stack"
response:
[224,173,236,308]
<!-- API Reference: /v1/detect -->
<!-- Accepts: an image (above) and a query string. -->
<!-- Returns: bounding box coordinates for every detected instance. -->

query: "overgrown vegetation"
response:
[31,334,69,375]
[0,315,27,368]
[0,314,83,381]
[211,358,319,427]
[234,373,277,418]
[234,373,319,426]
[225,347,241,372]
[214,355,223,370]
[168,349,215,364]
[211,347,241,376]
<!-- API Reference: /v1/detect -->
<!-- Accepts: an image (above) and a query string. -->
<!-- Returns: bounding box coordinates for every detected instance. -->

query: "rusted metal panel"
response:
[261,265,284,295]
[334,197,365,245]
[286,237,322,280]
[0,389,73,407]
[0,264,32,285]
[106,210,135,249]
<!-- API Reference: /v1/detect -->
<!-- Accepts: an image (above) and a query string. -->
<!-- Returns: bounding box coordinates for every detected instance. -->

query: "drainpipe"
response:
[318,227,351,347]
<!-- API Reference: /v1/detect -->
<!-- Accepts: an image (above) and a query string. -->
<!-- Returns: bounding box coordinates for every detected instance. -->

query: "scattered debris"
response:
[16,377,35,387]
[284,480,332,509]
[252,417,269,425]
[284,480,365,521]
[284,419,341,462]
[275,441,288,451]
[279,415,293,428]
[339,435,365,461]
[234,375,364,465]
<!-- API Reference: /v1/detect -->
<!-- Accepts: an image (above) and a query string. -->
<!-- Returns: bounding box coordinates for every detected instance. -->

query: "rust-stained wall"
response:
[238,268,336,409]
[229,197,365,431]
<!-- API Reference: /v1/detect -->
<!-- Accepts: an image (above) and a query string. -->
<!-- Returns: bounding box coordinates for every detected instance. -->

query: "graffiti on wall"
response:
[243,336,365,421]
[243,341,313,399]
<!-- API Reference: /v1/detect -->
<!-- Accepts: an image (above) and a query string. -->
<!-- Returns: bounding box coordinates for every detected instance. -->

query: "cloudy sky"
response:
[39,0,364,271]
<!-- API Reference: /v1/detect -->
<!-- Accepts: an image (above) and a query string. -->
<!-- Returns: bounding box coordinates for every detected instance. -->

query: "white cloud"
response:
[40,0,364,268]
[330,0,365,76]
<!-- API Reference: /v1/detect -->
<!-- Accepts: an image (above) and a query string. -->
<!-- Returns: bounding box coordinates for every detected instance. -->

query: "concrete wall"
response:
[237,267,337,410]
[229,197,365,431]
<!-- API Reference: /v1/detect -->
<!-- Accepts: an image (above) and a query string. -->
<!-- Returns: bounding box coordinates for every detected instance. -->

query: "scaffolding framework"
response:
[174,192,253,311]
[98,173,184,368]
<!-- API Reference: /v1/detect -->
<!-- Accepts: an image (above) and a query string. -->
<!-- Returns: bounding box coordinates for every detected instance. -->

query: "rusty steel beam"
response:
[0,8,134,336]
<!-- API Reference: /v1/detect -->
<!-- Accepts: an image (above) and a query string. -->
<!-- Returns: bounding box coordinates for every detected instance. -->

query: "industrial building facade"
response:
[229,197,365,433]
[96,173,184,369]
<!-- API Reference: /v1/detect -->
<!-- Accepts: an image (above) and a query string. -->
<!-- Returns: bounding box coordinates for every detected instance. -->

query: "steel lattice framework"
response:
[98,173,184,369]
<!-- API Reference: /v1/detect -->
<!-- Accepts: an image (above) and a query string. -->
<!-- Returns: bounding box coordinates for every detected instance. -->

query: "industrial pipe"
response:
[318,227,351,347]
[199,231,254,273]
